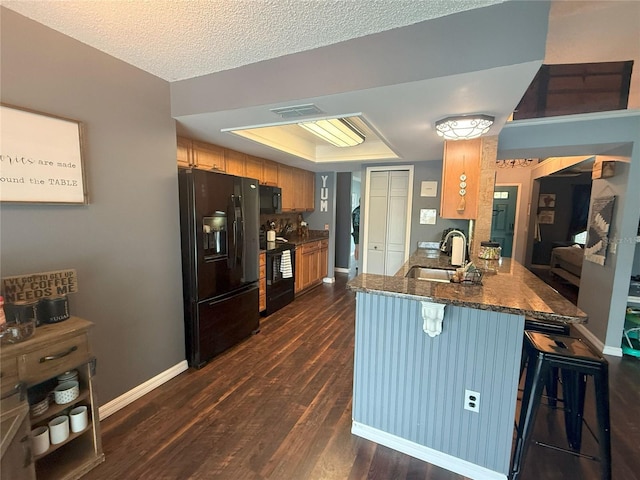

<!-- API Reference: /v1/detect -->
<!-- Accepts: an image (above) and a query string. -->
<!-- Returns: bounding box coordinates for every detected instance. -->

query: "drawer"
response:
[301,241,320,253]
[19,334,90,385]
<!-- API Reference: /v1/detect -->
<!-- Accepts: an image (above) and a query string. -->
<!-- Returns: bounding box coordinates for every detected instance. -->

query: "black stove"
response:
[261,238,296,316]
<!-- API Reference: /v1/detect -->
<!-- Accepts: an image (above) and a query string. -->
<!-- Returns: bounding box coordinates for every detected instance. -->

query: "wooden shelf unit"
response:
[0,317,104,480]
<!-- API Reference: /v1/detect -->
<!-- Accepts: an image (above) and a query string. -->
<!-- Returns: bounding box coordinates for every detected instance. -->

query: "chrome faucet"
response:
[440,229,467,265]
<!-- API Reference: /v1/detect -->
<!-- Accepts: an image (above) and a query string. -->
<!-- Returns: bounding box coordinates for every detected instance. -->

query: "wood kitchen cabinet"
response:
[225,149,246,177]
[280,166,315,212]
[277,165,295,212]
[319,239,328,279]
[191,140,226,171]
[0,317,104,480]
[177,137,315,210]
[245,155,263,182]
[293,169,306,211]
[440,138,482,219]
[303,170,315,211]
[259,252,266,312]
[262,160,279,186]
[295,239,328,294]
[176,137,193,169]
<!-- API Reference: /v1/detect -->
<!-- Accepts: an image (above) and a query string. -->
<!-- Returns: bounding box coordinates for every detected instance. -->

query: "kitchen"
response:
[1,2,640,480]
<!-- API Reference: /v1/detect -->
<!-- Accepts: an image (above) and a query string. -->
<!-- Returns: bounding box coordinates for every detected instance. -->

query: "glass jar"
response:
[478,241,501,260]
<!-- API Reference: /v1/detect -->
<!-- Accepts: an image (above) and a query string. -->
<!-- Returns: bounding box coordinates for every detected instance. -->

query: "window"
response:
[573,230,587,245]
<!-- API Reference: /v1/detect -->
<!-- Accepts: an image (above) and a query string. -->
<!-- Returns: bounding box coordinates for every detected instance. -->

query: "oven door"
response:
[265,247,295,315]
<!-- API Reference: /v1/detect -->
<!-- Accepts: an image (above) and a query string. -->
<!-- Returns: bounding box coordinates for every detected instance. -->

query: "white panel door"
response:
[385,171,409,274]
[364,169,410,276]
[366,172,389,274]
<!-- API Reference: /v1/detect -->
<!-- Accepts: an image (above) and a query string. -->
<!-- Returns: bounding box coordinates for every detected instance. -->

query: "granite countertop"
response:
[260,230,329,252]
[282,230,329,245]
[347,248,587,324]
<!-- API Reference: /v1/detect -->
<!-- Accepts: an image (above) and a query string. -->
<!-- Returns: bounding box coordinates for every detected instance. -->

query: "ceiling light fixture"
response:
[435,115,495,141]
[496,158,536,168]
[298,118,365,147]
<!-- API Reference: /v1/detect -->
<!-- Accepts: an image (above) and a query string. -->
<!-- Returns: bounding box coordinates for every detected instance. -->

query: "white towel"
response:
[280,250,293,279]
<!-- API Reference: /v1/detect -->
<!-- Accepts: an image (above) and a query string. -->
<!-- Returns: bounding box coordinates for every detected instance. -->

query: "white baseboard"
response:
[99,360,189,420]
[351,422,506,480]
[334,267,350,274]
[573,324,622,357]
[603,345,623,356]
[323,277,336,283]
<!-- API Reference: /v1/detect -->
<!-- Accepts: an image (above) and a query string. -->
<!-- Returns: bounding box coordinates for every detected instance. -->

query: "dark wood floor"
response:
[84,274,640,480]
[529,266,579,306]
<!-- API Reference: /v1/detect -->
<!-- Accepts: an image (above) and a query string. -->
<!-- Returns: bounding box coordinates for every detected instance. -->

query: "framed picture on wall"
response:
[538,193,556,208]
[538,210,555,224]
[0,104,88,204]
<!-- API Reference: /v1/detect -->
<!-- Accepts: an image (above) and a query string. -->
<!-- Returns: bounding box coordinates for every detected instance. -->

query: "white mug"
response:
[69,405,88,433]
[48,415,69,445]
[31,426,49,455]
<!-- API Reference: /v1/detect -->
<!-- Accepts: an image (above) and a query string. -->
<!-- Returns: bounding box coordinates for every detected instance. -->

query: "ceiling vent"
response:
[270,104,324,119]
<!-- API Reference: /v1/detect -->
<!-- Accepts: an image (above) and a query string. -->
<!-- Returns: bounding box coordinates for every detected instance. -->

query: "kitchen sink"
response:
[405,266,454,283]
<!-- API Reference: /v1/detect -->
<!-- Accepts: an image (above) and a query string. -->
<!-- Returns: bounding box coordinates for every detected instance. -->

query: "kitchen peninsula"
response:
[347,248,586,480]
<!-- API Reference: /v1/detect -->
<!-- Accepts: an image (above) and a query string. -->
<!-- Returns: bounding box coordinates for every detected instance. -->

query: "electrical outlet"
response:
[464,389,480,413]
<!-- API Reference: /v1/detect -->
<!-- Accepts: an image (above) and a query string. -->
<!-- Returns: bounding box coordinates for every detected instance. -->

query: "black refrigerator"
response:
[178,169,260,368]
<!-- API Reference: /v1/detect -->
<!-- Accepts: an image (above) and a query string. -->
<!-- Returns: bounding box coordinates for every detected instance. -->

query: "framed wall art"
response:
[538,193,556,208]
[0,104,88,204]
[538,210,555,224]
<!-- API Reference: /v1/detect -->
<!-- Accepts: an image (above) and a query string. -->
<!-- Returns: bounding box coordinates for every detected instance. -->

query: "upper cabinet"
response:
[177,137,193,169]
[192,140,225,171]
[278,165,315,212]
[278,165,295,212]
[225,150,246,177]
[245,155,263,182]
[440,138,482,220]
[262,160,279,186]
[177,137,315,211]
[303,170,315,212]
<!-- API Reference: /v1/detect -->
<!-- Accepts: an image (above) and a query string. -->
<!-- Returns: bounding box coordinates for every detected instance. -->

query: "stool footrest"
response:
[534,441,599,461]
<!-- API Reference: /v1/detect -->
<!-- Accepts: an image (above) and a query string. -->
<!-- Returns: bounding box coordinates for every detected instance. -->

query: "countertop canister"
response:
[478,241,501,260]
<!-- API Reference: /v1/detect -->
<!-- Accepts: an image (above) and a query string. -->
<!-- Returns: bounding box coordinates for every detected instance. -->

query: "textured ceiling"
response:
[2,0,638,170]
[1,0,502,81]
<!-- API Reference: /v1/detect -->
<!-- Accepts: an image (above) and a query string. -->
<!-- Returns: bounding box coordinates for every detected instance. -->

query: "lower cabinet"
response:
[295,239,329,294]
[0,317,104,480]
[259,252,266,312]
[1,394,35,480]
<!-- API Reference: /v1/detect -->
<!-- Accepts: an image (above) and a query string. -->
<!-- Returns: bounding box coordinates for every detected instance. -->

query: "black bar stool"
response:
[520,318,570,407]
[511,331,611,480]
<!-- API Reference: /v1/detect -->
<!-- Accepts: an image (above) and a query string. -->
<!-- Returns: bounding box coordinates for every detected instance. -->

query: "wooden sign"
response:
[0,104,88,204]
[2,269,78,303]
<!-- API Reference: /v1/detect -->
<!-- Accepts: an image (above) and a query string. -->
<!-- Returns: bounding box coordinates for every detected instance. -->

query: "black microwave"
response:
[259,185,282,214]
